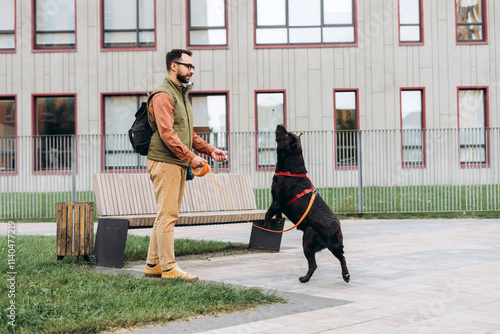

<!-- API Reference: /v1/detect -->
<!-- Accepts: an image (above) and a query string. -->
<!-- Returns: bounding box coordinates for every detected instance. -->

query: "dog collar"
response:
[274,172,315,205]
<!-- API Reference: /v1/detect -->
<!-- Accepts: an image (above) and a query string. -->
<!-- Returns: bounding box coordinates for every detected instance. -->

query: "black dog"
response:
[264,124,350,283]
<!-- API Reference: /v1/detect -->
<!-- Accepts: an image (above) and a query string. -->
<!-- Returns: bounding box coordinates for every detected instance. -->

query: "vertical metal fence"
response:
[1,128,499,219]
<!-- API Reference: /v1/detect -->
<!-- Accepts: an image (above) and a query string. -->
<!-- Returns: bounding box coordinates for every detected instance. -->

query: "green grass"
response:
[255,184,500,216]
[124,235,249,261]
[0,236,284,334]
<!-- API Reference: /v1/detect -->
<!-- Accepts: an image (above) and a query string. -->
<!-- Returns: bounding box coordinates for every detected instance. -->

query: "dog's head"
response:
[275,124,307,173]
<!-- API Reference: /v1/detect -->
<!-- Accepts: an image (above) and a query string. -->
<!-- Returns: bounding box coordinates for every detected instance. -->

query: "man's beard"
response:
[177,73,190,84]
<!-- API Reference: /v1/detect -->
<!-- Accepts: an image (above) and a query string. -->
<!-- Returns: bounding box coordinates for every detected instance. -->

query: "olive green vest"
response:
[147,77,193,167]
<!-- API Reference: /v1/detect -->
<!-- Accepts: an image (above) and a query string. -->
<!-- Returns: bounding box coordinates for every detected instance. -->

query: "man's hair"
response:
[166,49,192,71]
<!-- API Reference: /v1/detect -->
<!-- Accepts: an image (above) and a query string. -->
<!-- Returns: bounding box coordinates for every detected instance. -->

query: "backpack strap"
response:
[146,89,175,134]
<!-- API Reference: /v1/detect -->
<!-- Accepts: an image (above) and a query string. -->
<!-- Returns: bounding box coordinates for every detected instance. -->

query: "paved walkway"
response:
[4,218,500,333]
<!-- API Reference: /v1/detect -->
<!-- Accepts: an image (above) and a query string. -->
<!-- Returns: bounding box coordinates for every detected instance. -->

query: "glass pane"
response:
[335,92,357,131]
[36,0,75,31]
[459,90,485,129]
[191,95,227,133]
[460,147,485,163]
[257,93,284,132]
[289,0,320,26]
[258,148,277,166]
[190,29,227,45]
[35,97,75,135]
[0,98,15,136]
[457,25,483,41]
[459,128,485,145]
[324,0,353,24]
[400,0,420,24]
[401,90,422,129]
[36,32,75,46]
[104,32,137,46]
[256,28,288,44]
[400,26,421,42]
[323,27,355,43]
[139,31,155,45]
[403,148,423,164]
[0,0,15,30]
[104,96,140,136]
[256,0,286,26]
[190,0,225,27]
[402,129,423,146]
[104,0,137,30]
[34,96,75,171]
[0,35,15,49]
[335,91,356,110]
[138,0,155,29]
[457,0,482,24]
[289,28,321,43]
[336,131,357,166]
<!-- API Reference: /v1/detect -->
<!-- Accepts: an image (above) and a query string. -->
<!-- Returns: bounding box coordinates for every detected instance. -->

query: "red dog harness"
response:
[274,172,315,205]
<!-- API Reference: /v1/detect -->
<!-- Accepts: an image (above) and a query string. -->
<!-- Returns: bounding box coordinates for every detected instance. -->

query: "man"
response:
[144,49,227,281]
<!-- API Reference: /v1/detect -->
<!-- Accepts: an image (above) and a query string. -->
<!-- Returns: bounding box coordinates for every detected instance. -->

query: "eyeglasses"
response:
[174,62,195,71]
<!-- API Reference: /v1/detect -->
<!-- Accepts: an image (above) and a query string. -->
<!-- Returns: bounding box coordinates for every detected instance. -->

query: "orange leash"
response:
[193,163,316,233]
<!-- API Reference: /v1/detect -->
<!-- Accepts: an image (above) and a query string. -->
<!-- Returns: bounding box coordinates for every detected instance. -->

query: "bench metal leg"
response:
[248,219,283,252]
[94,218,130,268]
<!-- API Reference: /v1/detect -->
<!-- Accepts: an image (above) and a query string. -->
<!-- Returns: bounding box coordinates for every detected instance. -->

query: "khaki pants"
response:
[146,160,187,270]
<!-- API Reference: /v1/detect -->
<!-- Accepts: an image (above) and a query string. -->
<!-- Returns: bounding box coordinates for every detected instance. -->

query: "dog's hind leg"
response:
[299,233,318,283]
[327,240,350,283]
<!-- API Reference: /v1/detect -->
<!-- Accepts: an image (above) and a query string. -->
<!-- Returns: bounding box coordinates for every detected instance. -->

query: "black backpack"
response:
[128,100,153,156]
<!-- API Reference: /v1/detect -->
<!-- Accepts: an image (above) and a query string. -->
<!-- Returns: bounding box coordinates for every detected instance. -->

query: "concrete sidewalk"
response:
[4,218,500,333]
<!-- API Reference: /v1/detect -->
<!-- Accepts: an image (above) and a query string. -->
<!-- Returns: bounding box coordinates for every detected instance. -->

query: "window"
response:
[401,89,425,167]
[456,0,487,43]
[188,0,227,47]
[255,0,356,46]
[102,0,156,49]
[334,90,358,168]
[103,94,147,171]
[0,96,16,172]
[458,88,489,165]
[33,0,76,50]
[190,92,229,169]
[33,95,75,172]
[0,0,15,51]
[256,91,285,168]
[399,0,423,44]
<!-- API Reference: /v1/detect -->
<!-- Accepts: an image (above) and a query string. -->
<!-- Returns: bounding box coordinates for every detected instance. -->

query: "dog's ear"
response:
[288,134,299,151]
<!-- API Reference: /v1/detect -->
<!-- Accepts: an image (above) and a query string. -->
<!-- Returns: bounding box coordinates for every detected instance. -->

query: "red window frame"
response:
[31,0,77,52]
[333,88,359,170]
[0,95,17,175]
[186,0,229,49]
[457,86,490,168]
[398,0,424,46]
[253,0,358,49]
[100,0,157,51]
[400,88,426,169]
[455,0,488,45]
[0,0,16,53]
[254,90,287,171]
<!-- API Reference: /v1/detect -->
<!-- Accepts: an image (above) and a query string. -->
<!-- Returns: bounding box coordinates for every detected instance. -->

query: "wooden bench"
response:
[93,173,282,267]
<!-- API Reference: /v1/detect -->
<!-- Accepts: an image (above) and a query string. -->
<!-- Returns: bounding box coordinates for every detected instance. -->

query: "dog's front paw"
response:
[262,220,271,229]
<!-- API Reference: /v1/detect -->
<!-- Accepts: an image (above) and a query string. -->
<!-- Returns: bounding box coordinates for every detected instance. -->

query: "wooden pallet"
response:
[56,202,94,258]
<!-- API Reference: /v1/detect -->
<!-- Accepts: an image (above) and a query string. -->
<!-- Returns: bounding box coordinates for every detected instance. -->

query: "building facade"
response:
[1,0,499,218]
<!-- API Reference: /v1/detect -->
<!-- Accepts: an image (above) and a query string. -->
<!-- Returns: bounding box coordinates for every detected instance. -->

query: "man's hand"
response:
[211,149,227,163]
[190,155,207,169]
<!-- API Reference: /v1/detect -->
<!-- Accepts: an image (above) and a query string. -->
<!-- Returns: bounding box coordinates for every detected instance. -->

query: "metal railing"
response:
[1,128,499,219]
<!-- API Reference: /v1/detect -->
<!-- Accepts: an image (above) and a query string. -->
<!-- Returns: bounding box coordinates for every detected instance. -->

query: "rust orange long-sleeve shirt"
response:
[149,93,214,164]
